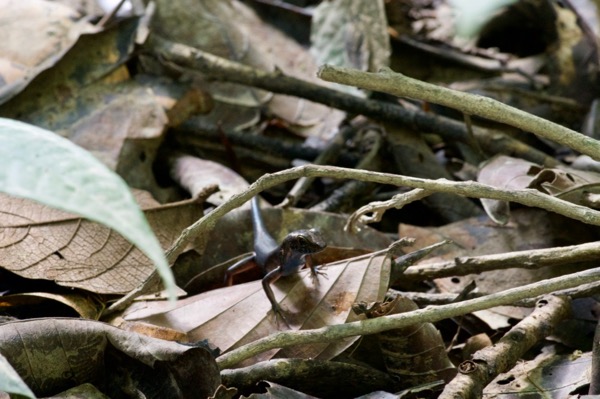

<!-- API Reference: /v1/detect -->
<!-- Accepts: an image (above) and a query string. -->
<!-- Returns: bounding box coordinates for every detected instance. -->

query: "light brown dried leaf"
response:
[122,249,391,365]
[0,0,98,103]
[170,155,250,206]
[0,192,202,294]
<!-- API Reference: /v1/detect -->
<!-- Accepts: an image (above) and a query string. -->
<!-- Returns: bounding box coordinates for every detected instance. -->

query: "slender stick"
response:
[165,164,600,265]
[217,267,599,368]
[148,35,558,166]
[318,65,600,160]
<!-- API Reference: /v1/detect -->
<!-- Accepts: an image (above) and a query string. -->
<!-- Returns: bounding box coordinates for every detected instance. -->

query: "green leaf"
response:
[0,353,35,399]
[449,0,518,39]
[0,117,174,299]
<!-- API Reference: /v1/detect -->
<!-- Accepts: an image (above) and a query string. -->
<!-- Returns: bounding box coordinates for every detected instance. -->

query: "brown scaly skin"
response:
[225,197,327,320]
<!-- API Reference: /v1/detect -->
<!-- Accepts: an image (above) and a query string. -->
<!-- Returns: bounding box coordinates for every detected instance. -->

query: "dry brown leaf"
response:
[0,191,202,294]
[62,82,168,189]
[170,155,251,207]
[0,318,219,398]
[0,0,98,103]
[122,248,391,366]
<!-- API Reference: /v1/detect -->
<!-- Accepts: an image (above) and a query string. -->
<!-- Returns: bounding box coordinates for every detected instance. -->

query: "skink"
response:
[225,197,327,318]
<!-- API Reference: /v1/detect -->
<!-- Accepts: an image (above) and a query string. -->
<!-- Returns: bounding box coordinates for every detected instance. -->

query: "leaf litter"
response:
[1,0,600,397]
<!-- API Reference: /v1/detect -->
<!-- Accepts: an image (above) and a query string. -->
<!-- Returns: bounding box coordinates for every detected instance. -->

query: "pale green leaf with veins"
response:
[0,117,174,299]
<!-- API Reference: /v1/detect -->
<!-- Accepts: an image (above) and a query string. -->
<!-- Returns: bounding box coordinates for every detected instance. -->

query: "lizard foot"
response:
[309,265,328,285]
[271,305,291,329]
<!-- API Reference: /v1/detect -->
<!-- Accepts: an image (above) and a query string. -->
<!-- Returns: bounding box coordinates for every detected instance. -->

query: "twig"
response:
[281,123,359,208]
[318,65,600,160]
[147,34,558,167]
[217,268,597,368]
[439,295,571,399]
[345,188,433,232]
[403,240,600,280]
[165,165,600,266]
[106,165,600,313]
[398,281,600,307]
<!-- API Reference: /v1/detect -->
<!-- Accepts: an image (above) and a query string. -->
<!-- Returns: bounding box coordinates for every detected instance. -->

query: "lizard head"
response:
[281,228,327,254]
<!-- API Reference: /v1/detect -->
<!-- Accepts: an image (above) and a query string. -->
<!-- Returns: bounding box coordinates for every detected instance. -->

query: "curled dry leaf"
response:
[0,291,103,320]
[0,191,202,294]
[478,155,600,224]
[170,155,251,206]
[0,318,220,398]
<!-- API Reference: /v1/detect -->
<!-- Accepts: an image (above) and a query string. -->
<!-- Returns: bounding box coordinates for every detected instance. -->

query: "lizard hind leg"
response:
[223,253,258,286]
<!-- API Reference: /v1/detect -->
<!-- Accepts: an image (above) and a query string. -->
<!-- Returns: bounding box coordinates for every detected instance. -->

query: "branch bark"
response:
[318,65,600,160]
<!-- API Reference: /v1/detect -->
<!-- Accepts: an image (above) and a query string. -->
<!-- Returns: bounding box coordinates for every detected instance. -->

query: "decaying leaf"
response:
[0,192,202,294]
[353,295,456,387]
[0,0,98,104]
[311,0,390,73]
[483,345,590,396]
[0,18,137,123]
[0,318,220,398]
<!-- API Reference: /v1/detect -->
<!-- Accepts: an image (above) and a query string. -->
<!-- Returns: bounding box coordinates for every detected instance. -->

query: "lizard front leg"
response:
[306,254,327,284]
